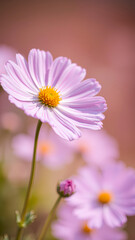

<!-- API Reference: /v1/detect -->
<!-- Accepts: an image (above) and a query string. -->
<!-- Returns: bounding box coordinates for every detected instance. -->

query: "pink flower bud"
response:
[57,179,76,198]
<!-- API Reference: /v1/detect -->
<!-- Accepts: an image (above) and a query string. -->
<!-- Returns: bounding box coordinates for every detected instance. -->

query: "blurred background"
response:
[0,0,135,239]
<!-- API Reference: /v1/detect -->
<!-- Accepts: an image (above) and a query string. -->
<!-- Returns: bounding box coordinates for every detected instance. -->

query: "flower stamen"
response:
[38,86,62,107]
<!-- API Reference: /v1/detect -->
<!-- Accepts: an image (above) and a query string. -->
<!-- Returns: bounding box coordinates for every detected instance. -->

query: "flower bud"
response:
[57,179,76,198]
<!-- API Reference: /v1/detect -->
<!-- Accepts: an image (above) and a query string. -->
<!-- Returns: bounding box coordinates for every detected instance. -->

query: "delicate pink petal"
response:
[54,63,86,93]
[49,109,81,141]
[103,205,127,227]
[57,105,104,130]
[48,57,71,87]
[1,74,34,101]
[16,53,39,91]
[28,48,53,87]
[9,95,24,108]
[63,78,101,99]
[88,207,103,228]
[35,106,51,123]
[5,61,36,94]
[62,96,107,114]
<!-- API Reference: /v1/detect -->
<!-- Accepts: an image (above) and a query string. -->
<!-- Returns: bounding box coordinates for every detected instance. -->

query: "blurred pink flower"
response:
[0,45,16,74]
[69,129,119,167]
[68,162,135,228]
[52,204,127,240]
[12,126,73,169]
[0,48,107,140]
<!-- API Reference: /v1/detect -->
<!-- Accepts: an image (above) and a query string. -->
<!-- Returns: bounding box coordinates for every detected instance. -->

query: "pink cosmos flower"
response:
[0,49,107,140]
[0,45,16,74]
[12,126,73,169]
[52,204,127,240]
[68,162,135,228]
[69,129,119,167]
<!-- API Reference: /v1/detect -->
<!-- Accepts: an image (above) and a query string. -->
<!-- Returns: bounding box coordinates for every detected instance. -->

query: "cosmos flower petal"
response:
[57,105,104,130]
[49,109,82,141]
[9,95,26,108]
[28,48,53,88]
[16,53,40,91]
[48,56,71,87]
[62,96,107,114]
[63,78,101,99]
[5,61,36,94]
[88,208,103,228]
[35,106,54,123]
[54,62,86,93]
[112,200,135,216]
[103,206,127,227]
[24,103,41,118]
[1,74,34,101]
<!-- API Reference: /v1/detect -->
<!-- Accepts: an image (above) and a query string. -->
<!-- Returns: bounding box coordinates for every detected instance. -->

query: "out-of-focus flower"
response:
[57,179,76,198]
[0,45,16,74]
[69,129,119,167]
[12,126,73,169]
[52,204,127,240]
[68,162,135,228]
[0,48,107,140]
[0,111,22,132]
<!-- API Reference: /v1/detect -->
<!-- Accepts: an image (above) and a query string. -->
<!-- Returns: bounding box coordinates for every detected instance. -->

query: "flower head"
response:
[0,49,107,140]
[57,179,76,198]
[69,129,119,167]
[52,204,127,240]
[68,129,119,168]
[12,126,73,169]
[68,162,135,228]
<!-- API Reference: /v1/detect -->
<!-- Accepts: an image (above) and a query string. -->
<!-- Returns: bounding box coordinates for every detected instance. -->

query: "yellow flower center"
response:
[82,223,92,234]
[98,191,112,204]
[38,141,53,154]
[38,86,62,107]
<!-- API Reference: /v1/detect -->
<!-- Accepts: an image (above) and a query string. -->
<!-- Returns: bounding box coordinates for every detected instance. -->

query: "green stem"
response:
[38,196,61,240]
[15,120,42,240]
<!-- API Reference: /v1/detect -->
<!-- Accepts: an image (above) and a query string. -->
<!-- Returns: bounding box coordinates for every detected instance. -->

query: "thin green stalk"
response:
[38,196,61,240]
[15,120,42,240]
